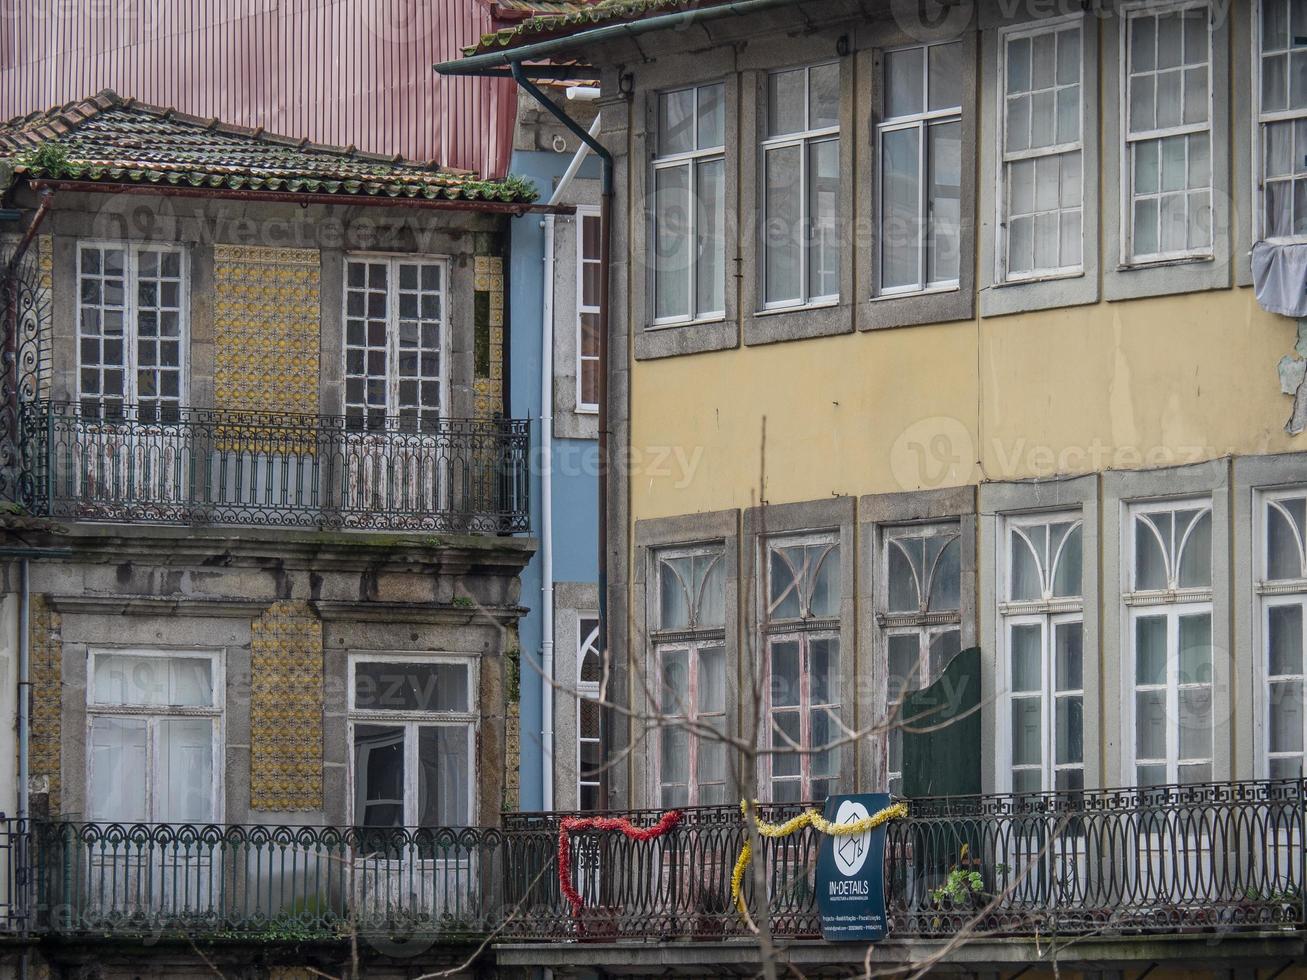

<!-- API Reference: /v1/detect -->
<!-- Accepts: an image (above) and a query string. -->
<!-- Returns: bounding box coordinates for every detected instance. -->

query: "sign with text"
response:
[815,793,890,942]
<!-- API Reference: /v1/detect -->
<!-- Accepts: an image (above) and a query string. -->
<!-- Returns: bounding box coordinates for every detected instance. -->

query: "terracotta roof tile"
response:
[465,0,735,56]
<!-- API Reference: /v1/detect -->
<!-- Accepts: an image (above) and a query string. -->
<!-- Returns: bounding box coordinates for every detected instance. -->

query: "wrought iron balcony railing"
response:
[18,400,529,533]
[2,781,1304,942]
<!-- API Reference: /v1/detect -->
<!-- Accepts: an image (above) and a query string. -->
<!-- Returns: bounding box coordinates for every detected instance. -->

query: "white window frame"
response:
[346,654,478,827]
[342,253,450,425]
[1121,497,1215,786]
[85,647,224,823]
[1119,0,1215,264]
[996,513,1085,795]
[875,41,964,297]
[577,613,602,808]
[760,62,841,312]
[1255,486,1307,778]
[76,241,190,414]
[1252,0,1307,243]
[995,15,1086,283]
[650,82,727,328]
[575,207,602,413]
[650,544,728,807]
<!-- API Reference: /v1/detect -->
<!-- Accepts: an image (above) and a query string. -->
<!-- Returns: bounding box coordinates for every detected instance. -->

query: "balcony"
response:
[17,400,530,534]
[3,781,1305,945]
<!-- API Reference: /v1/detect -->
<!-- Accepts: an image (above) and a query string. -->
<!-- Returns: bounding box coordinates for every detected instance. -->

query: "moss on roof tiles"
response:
[465,0,731,55]
[0,91,538,204]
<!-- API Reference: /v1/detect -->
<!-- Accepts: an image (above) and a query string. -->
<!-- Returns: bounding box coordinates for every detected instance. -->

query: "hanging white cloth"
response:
[1252,241,1307,317]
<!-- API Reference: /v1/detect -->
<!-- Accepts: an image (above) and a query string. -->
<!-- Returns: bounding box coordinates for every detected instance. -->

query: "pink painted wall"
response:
[0,0,516,177]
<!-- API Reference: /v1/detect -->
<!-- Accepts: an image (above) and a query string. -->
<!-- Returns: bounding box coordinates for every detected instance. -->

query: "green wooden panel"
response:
[901,646,981,799]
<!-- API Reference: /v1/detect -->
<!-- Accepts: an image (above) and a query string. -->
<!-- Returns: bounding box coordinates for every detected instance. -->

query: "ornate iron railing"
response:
[19,400,529,533]
[5,781,1305,942]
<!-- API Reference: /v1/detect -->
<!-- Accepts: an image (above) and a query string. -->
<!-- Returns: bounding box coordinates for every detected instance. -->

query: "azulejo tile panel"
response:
[29,594,61,812]
[249,600,323,811]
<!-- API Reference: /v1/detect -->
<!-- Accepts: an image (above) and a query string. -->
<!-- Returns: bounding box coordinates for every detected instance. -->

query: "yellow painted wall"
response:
[630,289,1300,521]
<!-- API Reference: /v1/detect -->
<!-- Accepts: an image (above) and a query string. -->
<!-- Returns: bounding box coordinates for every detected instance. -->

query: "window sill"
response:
[1116,254,1214,272]
[575,407,599,416]
[992,270,1085,288]
[754,298,840,317]
[645,314,728,332]
[868,284,960,303]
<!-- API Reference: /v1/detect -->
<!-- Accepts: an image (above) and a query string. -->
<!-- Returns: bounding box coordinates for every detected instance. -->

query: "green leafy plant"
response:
[17,140,79,178]
[931,866,984,907]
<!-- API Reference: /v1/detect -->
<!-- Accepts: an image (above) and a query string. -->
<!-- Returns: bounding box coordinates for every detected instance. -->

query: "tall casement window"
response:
[1122,3,1212,261]
[652,82,726,324]
[349,658,475,826]
[1256,0,1307,239]
[78,244,186,420]
[1259,489,1307,779]
[761,63,840,308]
[1125,500,1214,787]
[577,614,603,809]
[764,533,841,802]
[576,209,601,412]
[653,547,727,806]
[87,650,221,823]
[1001,515,1085,795]
[880,523,962,794]
[344,256,447,428]
[999,20,1083,279]
[879,41,963,294]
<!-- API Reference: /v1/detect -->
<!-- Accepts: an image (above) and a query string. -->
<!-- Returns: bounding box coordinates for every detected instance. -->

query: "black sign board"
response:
[814,793,891,942]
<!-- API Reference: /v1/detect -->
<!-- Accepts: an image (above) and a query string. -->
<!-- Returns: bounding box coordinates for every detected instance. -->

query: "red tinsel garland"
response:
[557,811,683,919]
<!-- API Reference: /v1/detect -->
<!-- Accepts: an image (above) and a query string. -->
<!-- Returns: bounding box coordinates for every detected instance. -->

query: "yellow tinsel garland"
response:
[730,800,909,920]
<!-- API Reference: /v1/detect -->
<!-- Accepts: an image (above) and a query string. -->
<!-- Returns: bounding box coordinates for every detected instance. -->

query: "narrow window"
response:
[1000,21,1084,279]
[576,209,602,412]
[1001,516,1085,795]
[87,651,220,823]
[343,257,446,429]
[349,658,475,826]
[1125,501,1214,786]
[577,614,603,809]
[652,82,726,325]
[1123,4,1212,261]
[880,523,963,794]
[1260,489,1307,779]
[78,244,186,421]
[1257,0,1307,239]
[878,41,963,294]
[652,546,728,806]
[763,533,841,802]
[760,63,841,308]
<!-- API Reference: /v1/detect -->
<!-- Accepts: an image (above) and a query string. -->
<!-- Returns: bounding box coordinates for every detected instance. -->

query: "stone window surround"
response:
[1102,0,1233,301]
[978,8,1101,316]
[551,181,603,440]
[857,485,977,791]
[978,475,1100,796]
[1101,460,1232,786]
[632,509,740,806]
[44,200,483,421]
[551,581,602,812]
[1232,452,1307,780]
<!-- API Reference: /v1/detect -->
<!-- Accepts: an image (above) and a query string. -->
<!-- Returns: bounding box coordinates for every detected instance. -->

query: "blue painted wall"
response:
[509,148,601,812]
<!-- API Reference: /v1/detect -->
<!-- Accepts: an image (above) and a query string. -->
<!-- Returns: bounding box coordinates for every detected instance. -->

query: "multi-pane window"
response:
[87,651,220,823]
[1260,489,1307,779]
[1123,3,1212,261]
[577,615,603,809]
[1125,501,1214,787]
[761,63,840,308]
[349,658,475,826]
[652,82,726,324]
[576,209,601,411]
[879,41,963,294]
[1002,516,1084,796]
[344,257,446,429]
[880,523,962,794]
[77,244,185,420]
[1000,21,1083,279]
[653,547,728,806]
[1257,0,1307,239]
[764,533,841,802]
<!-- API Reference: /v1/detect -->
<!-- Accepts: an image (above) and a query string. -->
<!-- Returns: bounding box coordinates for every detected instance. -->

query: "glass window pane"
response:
[1272,677,1305,753]
[1135,690,1167,761]
[811,637,839,705]
[696,157,726,316]
[809,63,840,129]
[1268,500,1305,580]
[660,556,691,629]
[769,547,802,620]
[1269,603,1305,676]
[1007,35,1031,94]
[928,536,961,611]
[1134,514,1169,591]
[881,125,922,290]
[158,717,215,823]
[810,543,841,618]
[1011,623,1042,692]
[886,47,924,117]
[661,726,689,781]
[928,628,961,680]
[1055,621,1083,692]
[808,138,841,299]
[1053,523,1083,597]
[699,644,726,714]
[1057,27,1081,84]
[696,82,725,149]
[1178,686,1212,761]
[659,88,695,154]
[771,710,802,775]
[927,120,962,284]
[418,725,469,825]
[354,661,468,712]
[888,633,922,699]
[1177,510,1212,588]
[1010,530,1042,601]
[654,165,692,320]
[697,552,726,626]
[1011,697,1042,765]
[768,68,806,136]
[770,640,801,708]
[661,648,690,714]
[1056,695,1083,765]
[764,144,802,304]
[928,42,962,111]
[354,723,405,827]
[1135,615,1168,686]
[887,539,921,612]
[89,716,148,821]
[1179,613,1212,685]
